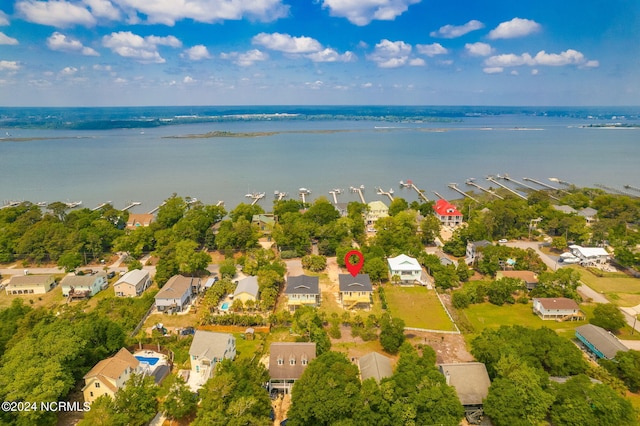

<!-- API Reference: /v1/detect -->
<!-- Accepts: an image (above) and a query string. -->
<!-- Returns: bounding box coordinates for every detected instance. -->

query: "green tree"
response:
[113,373,158,426]
[379,315,405,354]
[77,395,117,426]
[388,197,409,216]
[590,303,626,334]
[156,195,187,229]
[175,239,211,275]
[161,375,197,421]
[301,254,327,272]
[229,203,265,222]
[420,214,441,245]
[304,197,340,226]
[600,350,640,392]
[363,257,388,282]
[57,252,83,272]
[219,258,236,278]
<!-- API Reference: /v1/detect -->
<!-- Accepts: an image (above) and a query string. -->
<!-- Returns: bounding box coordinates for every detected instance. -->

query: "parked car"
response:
[498,239,508,243]
[107,271,116,279]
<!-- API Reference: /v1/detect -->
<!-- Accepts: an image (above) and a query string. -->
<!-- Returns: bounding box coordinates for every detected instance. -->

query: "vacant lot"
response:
[571,265,640,307]
[384,285,457,332]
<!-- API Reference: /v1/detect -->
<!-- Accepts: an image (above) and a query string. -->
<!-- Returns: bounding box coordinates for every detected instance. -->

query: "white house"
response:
[189,331,236,388]
[533,297,584,321]
[465,240,492,265]
[569,245,610,265]
[61,273,107,298]
[365,200,389,226]
[387,254,426,285]
[113,269,151,297]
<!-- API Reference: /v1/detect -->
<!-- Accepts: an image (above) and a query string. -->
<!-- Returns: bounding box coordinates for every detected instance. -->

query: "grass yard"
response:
[570,265,640,307]
[384,285,456,332]
[0,284,66,310]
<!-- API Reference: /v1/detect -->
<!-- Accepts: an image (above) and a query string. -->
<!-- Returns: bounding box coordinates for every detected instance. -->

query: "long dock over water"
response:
[448,183,479,203]
[486,176,526,200]
[466,178,504,200]
[350,185,366,203]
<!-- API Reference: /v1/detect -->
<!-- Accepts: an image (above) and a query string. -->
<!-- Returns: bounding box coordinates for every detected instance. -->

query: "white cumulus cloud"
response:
[484,49,598,69]
[84,0,121,20]
[465,42,493,57]
[102,31,181,63]
[367,39,413,68]
[252,32,321,53]
[0,11,10,26]
[183,45,211,61]
[488,17,541,39]
[322,0,420,26]
[307,48,355,63]
[483,67,503,74]
[484,53,535,67]
[430,20,484,38]
[183,75,196,83]
[0,60,21,71]
[60,66,78,75]
[416,43,447,57]
[409,57,425,66]
[111,0,289,25]
[16,0,97,28]
[47,32,99,56]
[221,49,269,66]
[0,32,19,45]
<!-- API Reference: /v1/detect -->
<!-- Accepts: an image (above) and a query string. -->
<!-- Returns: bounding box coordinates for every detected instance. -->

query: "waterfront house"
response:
[552,205,577,215]
[61,272,107,298]
[285,275,320,311]
[5,274,55,295]
[339,274,373,310]
[113,269,152,297]
[465,240,492,265]
[569,245,610,265]
[155,275,201,313]
[365,200,389,226]
[575,324,629,360]
[433,199,463,227]
[189,331,236,387]
[233,276,259,304]
[387,254,426,285]
[439,362,491,424]
[496,270,539,290]
[268,342,316,394]
[333,202,349,217]
[252,214,276,234]
[126,213,154,230]
[83,348,140,404]
[359,352,393,383]
[533,297,584,321]
[578,207,598,224]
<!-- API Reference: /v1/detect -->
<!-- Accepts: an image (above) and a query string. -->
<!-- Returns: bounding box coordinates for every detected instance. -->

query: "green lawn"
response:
[570,265,640,307]
[384,285,457,332]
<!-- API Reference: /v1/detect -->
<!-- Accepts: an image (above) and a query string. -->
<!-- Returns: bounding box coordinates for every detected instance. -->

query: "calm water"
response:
[1,107,639,212]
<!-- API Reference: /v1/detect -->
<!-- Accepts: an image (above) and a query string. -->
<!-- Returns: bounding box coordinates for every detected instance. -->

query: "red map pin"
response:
[344,250,364,277]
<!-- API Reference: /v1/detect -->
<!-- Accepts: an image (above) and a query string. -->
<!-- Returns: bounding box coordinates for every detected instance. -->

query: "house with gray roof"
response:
[233,276,259,304]
[189,331,236,388]
[339,274,373,310]
[576,324,629,360]
[285,275,320,311]
[465,240,492,265]
[269,342,316,394]
[578,207,598,224]
[439,362,492,424]
[5,274,55,295]
[61,272,107,298]
[155,275,201,313]
[359,352,393,383]
[552,205,578,214]
[113,269,151,297]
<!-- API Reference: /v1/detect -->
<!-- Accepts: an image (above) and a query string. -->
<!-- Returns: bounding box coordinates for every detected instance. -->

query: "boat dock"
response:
[466,178,504,200]
[274,191,288,201]
[595,184,637,198]
[328,188,343,204]
[148,202,165,214]
[500,174,559,201]
[409,182,429,202]
[549,177,574,187]
[486,176,526,200]
[92,201,112,211]
[448,183,479,203]
[624,184,640,194]
[299,188,311,203]
[246,193,265,206]
[523,177,569,194]
[215,200,224,207]
[376,187,394,202]
[350,185,366,203]
[122,201,141,211]
[432,191,445,200]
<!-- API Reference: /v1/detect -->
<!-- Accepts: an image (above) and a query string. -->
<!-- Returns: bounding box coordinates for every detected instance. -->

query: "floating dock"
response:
[486,176,526,200]
[448,183,479,203]
[466,178,504,200]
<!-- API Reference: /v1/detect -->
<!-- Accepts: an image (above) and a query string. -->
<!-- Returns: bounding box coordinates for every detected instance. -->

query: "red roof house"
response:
[433,199,463,227]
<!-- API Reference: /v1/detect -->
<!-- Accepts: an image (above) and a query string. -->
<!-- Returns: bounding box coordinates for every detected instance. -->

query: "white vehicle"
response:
[498,239,508,243]
[560,256,580,264]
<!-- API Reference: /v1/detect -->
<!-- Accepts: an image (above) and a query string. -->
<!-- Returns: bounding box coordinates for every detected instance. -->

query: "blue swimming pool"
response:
[221,302,230,310]
[135,356,159,366]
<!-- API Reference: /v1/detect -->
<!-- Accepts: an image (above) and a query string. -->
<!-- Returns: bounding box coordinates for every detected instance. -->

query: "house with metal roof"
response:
[575,324,629,360]
[285,275,320,311]
[233,276,259,303]
[569,245,610,265]
[339,274,373,310]
[433,199,463,227]
[533,297,584,321]
[268,342,316,394]
[113,269,151,297]
[359,352,393,383]
[83,348,140,404]
[365,200,389,226]
[189,331,236,388]
[387,254,426,285]
[439,362,492,424]
[5,274,55,295]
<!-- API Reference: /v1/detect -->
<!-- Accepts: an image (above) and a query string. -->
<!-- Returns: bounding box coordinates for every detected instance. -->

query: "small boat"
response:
[299,188,311,194]
[36,201,47,207]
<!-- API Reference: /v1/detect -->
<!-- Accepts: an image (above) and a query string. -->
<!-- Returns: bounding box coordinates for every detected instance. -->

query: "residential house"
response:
[575,324,629,360]
[126,213,154,230]
[433,199,463,227]
[5,274,55,295]
[285,275,320,311]
[365,200,389,226]
[552,205,577,214]
[439,362,492,424]
[268,342,316,394]
[155,275,201,313]
[333,202,348,217]
[82,348,140,404]
[189,331,236,387]
[465,240,492,265]
[578,207,598,224]
[252,214,276,234]
[61,272,107,298]
[533,297,584,321]
[339,274,373,310]
[113,269,151,297]
[496,270,539,290]
[359,352,393,383]
[233,276,259,304]
[569,245,610,265]
[387,254,426,285]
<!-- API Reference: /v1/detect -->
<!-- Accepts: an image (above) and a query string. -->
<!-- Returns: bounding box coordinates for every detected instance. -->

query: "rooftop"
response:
[387,254,421,271]
[359,352,393,383]
[575,324,629,359]
[439,362,491,406]
[234,276,259,298]
[8,274,54,286]
[189,330,234,361]
[285,275,319,295]
[155,275,194,299]
[534,297,580,311]
[338,274,373,292]
[269,342,316,380]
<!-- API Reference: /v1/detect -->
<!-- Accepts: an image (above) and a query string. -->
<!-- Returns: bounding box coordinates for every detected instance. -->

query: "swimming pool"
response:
[221,302,230,310]
[135,356,159,366]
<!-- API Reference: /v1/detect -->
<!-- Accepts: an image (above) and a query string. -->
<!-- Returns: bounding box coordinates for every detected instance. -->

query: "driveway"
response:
[285,259,303,276]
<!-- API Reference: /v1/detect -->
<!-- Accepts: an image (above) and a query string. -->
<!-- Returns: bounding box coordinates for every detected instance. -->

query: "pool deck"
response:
[134,350,171,384]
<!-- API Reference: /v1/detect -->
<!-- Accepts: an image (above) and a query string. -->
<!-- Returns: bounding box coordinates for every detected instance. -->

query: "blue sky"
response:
[0,0,638,106]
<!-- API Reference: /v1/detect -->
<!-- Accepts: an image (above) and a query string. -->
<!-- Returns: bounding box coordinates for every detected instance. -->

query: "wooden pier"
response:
[409,182,429,202]
[432,191,445,200]
[328,189,343,204]
[466,179,504,200]
[215,200,224,207]
[148,202,165,214]
[299,188,311,204]
[447,183,479,203]
[376,187,394,202]
[92,201,112,211]
[274,191,288,201]
[595,184,637,198]
[486,176,526,200]
[500,175,559,201]
[624,184,640,194]
[122,201,141,211]
[249,193,265,206]
[523,177,569,194]
[350,185,366,204]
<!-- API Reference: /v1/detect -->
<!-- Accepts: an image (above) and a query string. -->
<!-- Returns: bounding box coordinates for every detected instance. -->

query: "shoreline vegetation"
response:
[163,128,456,139]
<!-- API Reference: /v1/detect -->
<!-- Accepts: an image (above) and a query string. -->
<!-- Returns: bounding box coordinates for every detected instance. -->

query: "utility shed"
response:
[439,362,491,425]
[575,324,629,360]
